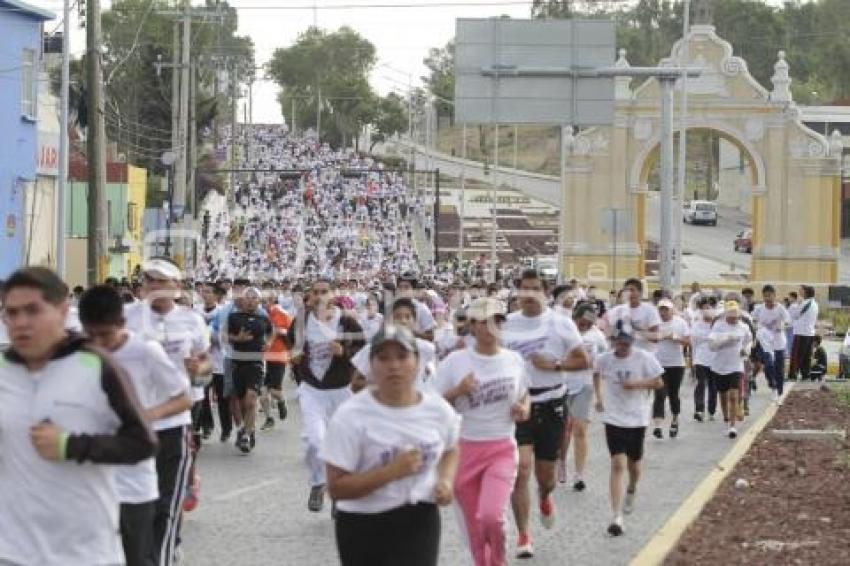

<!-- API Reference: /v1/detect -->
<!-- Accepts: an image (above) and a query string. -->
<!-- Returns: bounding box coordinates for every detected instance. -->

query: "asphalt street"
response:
[182,377,773,566]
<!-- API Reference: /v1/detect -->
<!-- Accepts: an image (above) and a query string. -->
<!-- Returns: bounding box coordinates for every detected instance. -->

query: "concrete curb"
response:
[629,383,795,566]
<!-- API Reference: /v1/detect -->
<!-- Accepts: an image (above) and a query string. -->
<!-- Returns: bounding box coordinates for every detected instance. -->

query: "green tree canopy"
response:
[371,93,408,151]
[269,26,378,147]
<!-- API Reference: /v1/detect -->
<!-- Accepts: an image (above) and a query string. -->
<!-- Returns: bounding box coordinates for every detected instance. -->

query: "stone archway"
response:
[561,24,843,285]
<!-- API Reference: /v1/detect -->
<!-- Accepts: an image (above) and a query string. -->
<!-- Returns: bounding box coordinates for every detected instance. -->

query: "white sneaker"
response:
[771,390,779,403]
[728,427,738,439]
[516,534,534,559]
[624,491,636,515]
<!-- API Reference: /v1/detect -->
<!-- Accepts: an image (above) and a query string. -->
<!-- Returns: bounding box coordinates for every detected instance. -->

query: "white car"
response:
[683,200,718,226]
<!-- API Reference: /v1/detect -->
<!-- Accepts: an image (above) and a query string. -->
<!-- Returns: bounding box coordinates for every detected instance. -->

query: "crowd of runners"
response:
[0,125,829,566]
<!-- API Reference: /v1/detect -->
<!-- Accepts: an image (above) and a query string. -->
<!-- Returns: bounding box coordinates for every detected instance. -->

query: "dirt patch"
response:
[665,387,850,565]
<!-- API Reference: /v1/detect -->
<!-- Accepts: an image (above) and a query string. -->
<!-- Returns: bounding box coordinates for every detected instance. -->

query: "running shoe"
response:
[238,435,250,454]
[235,428,245,449]
[308,485,325,512]
[202,428,212,441]
[249,432,256,449]
[728,427,738,439]
[669,422,679,439]
[278,399,288,420]
[260,417,275,431]
[709,414,716,422]
[624,490,636,515]
[573,479,586,492]
[771,390,779,403]
[557,458,567,484]
[220,430,231,443]
[652,427,663,440]
[182,476,200,513]
[539,496,556,529]
[607,519,624,537]
[694,412,704,422]
[516,533,534,559]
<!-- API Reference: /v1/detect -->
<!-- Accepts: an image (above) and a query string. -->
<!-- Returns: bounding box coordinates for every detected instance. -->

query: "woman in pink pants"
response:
[434,297,530,566]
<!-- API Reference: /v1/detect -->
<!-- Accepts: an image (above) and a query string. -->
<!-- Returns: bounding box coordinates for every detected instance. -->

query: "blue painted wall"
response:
[0,1,52,277]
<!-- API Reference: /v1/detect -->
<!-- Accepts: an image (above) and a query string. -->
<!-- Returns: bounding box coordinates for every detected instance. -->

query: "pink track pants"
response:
[454,438,518,566]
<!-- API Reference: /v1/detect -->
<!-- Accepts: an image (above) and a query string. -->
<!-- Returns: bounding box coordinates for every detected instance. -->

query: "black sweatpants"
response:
[153,426,190,566]
[694,364,718,416]
[335,503,440,566]
[211,373,231,435]
[792,335,815,381]
[121,501,156,566]
[653,366,685,419]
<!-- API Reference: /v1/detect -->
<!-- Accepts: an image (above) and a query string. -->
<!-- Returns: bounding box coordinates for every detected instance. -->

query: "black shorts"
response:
[604,424,646,462]
[232,361,263,398]
[714,372,741,393]
[515,397,565,462]
[264,361,286,389]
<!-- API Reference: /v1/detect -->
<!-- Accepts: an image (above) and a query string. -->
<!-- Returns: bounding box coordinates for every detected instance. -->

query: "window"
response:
[21,48,36,119]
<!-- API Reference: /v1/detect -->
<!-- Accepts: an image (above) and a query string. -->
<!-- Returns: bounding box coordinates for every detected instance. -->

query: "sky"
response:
[30,0,790,124]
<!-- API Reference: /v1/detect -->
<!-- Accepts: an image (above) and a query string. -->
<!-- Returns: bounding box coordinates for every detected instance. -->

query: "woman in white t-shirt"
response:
[434,298,529,566]
[651,299,690,440]
[322,325,460,566]
[593,328,663,537]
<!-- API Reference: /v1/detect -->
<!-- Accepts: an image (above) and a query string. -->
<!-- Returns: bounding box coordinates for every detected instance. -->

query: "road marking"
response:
[211,478,284,503]
[630,384,794,566]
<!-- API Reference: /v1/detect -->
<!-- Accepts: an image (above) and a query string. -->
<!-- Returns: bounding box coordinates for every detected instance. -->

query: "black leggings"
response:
[694,364,718,416]
[653,366,685,419]
[335,503,440,566]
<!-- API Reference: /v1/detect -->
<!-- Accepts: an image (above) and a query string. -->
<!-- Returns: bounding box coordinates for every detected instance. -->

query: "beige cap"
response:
[467,297,507,322]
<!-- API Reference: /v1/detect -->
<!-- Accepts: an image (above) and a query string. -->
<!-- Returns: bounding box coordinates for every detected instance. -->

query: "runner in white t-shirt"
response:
[502,270,589,559]
[593,329,663,537]
[322,326,459,566]
[708,301,752,439]
[605,278,661,353]
[558,302,608,491]
[690,297,719,421]
[651,299,690,440]
[79,286,193,566]
[751,284,791,403]
[434,297,529,566]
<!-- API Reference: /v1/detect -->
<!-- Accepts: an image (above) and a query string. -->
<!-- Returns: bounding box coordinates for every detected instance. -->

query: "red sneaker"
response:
[182,476,200,513]
[539,496,556,530]
[516,533,534,559]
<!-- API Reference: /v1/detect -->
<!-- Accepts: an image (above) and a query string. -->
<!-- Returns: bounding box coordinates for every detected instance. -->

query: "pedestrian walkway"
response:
[181,374,775,565]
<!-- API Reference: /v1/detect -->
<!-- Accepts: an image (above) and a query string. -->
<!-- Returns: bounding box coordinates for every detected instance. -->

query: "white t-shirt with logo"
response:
[433,348,528,441]
[320,389,460,514]
[351,338,437,389]
[306,309,342,381]
[596,349,663,428]
[503,309,583,403]
[752,303,791,351]
[124,301,209,430]
[690,319,715,367]
[606,302,662,353]
[655,315,690,368]
[111,332,186,503]
[708,320,752,375]
[563,326,608,395]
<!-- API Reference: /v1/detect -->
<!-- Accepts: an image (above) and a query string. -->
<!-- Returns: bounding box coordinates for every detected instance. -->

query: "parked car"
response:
[734,229,752,253]
[683,200,718,226]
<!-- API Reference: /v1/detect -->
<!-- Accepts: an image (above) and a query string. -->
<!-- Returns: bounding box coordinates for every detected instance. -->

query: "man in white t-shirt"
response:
[789,285,819,382]
[80,286,193,566]
[124,258,211,566]
[605,278,661,353]
[708,301,752,439]
[593,328,663,537]
[396,273,436,341]
[502,270,589,559]
[751,284,791,401]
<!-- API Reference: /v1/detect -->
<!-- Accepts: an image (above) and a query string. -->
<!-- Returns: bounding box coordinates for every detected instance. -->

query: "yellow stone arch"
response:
[561,24,843,286]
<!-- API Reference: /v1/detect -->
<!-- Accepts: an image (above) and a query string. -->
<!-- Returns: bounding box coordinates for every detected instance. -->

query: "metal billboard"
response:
[454,18,616,126]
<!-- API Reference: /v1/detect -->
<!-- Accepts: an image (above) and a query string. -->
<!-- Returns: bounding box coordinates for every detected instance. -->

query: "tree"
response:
[422,41,455,123]
[56,0,254,173]
[370,93,408,151]
[269,27,378,147]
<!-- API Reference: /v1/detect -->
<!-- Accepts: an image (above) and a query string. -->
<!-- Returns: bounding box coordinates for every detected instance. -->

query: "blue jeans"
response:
[761,349,786,396]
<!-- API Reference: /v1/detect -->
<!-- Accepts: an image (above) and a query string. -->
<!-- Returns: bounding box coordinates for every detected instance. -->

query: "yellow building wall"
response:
[126,165,147,276]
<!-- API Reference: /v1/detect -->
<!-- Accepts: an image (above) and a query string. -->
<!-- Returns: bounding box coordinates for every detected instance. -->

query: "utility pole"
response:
[173,0,191,225]
[229,61,239,209]
[674,0,691,291]
[458,124,466,263]
[188,61,198,219]
[86,0,108,285]
[56,0,70,277]
[316,84,322,140]
[171,20,180,174]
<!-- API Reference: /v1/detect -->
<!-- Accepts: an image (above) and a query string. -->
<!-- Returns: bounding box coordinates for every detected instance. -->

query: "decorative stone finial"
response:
[693,0,715,26]
[830,129,844,158]
[771,50,792,102]
[614,49,632,100]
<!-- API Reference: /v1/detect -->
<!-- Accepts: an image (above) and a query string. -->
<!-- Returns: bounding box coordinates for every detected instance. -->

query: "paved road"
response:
[182,376,774,566]
[645,193,752,272]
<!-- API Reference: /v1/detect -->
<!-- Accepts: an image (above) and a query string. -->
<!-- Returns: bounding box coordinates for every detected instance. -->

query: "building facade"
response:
[0,0,54,277]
